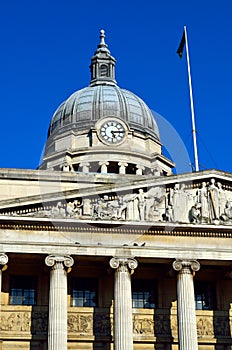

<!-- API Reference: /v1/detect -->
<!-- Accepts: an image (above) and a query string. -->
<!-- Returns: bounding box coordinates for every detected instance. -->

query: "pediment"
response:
[1,169,232,227]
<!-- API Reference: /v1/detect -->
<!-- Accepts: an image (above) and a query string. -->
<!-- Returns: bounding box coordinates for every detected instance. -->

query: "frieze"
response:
[67,312,113,336]
[1,179,232,227]
[1,309,232,342]
[0,311,48,334]
[68,314,92,334]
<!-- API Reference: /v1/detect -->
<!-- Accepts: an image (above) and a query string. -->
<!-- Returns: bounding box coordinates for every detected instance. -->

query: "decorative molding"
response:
[173,259,200,273]
[110,257,138,271]
[45,255,74,269]
[0,253,8,266]
[1,178,232,230]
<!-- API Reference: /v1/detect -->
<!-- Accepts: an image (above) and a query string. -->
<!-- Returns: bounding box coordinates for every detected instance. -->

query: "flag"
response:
[176,31,186,58]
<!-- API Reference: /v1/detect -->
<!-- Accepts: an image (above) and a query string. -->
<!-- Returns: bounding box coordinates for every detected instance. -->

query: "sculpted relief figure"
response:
[208,178,220,220]
[217,182,227,217]
[194,179,227,224]
[168,183,193,223]
[221,201,232,223]
[6,179,231,226]
[196,182,210,223]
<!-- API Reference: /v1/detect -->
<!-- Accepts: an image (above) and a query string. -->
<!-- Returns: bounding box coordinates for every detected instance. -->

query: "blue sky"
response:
[1,0,232,173]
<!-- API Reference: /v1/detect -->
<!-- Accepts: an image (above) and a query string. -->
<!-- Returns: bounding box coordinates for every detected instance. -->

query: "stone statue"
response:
[190,203,201,223]
[169,183,192,222]
[217,182,227,217]
[196,182,209,223]
[208,178,220,220]
[136,189,147,221]
[221,201,232,223]
[117,193,138,220]
[66,200,82,217]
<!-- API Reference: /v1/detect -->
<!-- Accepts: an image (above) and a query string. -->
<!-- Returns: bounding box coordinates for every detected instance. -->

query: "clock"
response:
[98,119,126,144]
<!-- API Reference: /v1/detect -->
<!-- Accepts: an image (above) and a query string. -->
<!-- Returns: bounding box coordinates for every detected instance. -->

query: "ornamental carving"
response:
[67,312,113,336]
[110,257,138,272]
[93,313,112,336]
[214,316,230,337]
[0,312,30,332]
[0,311,48,333]
[0,253,8,266]
[173,259,200,273]
[133,315,154,335]
[2,178,232,226]
[68,314,92,334]
[197,317,214,337]
[45,255,74,269]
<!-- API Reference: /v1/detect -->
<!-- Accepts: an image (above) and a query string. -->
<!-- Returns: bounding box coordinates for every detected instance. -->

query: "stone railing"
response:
[0,305,48,338]
[1,306,232,344]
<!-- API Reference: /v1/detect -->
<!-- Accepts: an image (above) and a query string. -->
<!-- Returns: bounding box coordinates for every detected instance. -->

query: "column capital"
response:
[118,161,128,167]
[173,259,200,274]
[0,253,8,266]
[45,255,74,269]
[110,257,138,271]
[99,161,109,166]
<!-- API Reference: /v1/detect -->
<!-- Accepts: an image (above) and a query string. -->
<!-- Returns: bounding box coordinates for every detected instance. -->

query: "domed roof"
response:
[48,85,159,140]
[47,30,160,142]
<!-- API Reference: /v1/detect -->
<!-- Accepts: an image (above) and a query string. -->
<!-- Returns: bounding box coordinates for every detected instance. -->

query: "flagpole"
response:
[184,26,199,172]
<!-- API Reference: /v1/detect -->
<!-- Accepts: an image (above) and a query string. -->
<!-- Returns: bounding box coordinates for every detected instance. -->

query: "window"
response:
[71,278,98,307]
[100,64,108,77]
[194,281,216,310]
[132,279,157,309]
[9,276,37,305]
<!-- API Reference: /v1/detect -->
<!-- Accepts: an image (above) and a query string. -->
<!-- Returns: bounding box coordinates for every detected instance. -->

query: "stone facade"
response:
[1,30,232,350]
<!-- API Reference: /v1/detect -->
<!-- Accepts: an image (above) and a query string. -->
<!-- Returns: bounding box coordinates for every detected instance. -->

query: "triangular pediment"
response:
[1,169,232,228]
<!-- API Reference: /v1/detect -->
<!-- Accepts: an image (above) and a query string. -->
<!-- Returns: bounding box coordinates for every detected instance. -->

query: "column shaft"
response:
[45,255,74,350]
[110,257,138,350]
[173,259,200,350]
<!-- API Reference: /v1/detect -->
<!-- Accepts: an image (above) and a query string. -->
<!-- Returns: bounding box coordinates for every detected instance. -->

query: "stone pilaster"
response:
[0,253,8,307]
[110,257,138,350]
[45,255,74,350]
[173,259,200,350]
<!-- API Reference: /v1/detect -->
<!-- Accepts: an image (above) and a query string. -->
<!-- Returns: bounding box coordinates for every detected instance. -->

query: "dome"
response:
[40,30,174,176]
[48,84,160,141]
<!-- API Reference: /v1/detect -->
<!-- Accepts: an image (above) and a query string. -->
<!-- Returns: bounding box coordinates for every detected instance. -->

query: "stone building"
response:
[1,30,232,350]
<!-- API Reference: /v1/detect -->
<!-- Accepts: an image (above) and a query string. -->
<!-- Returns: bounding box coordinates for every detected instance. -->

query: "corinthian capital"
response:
[110,257,138,272]
[173,259,200,274]
[45,255,74,269]
[0,253,8,266]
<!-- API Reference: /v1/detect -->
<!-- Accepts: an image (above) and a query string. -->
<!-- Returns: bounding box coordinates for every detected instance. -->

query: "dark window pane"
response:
[132,279,157,309]
[71,278,98,307]
[194,281,216,310]
[9,276,37,306]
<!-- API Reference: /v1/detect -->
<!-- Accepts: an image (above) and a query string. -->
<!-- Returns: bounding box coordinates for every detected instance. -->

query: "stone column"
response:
[0,253,8,307]
[173,259,200,350]
[79,162,90,173]
[110,257,138,350]
[118,162,128,174]
[45,255,74,350]
[99,161,109,174]
[136,165,145,175]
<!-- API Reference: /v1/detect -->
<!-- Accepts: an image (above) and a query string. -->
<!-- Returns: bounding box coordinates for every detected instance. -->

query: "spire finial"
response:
[99,29,106,46]
[89,30,116,86]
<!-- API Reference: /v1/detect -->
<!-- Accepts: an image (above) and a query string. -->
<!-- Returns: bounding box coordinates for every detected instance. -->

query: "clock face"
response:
[99,120,126,144]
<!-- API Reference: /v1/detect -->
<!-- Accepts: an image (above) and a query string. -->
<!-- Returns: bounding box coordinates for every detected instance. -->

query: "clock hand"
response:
[111,130,123,136]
